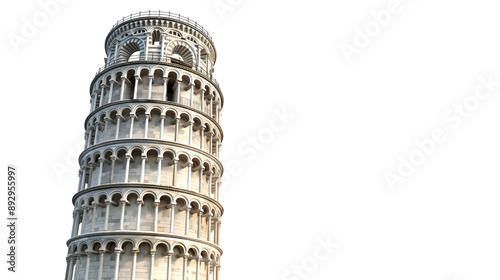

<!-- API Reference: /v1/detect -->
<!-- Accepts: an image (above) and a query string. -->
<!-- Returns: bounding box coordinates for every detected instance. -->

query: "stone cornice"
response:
[91,62,224,107]
[84,99,224,140]
[78,138,223,175]
[66,231,223,255]
[72,183,224,215]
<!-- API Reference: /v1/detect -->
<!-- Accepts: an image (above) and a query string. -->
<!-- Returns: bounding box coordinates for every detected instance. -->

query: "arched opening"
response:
[152,69,164,100]
[177,154,190,189]
[171,245,186,279]
[201,205,210,240]
[93,195,107,232]
[118,241,134,278]
[163,110,177,141]
[153,243,169,279]
[140,194,155,231]
[144,149,159,183]
[147,108,162,139]
[173,198,187,235]
[157,195,172,232]
[191,158,202,193]
[152,30,161,45]
[128,149,143,183]
[108,193,123,230]
[189,202,201,237]
[199,49,209,72]
[83,198,94,233]
[124,193,138,230]
[137,69,149,99]
[102,242,117,278]
[171,44,194,66]
[136,242,152,278]
[201,251,210,280]
[160,151,175,186]
[118,109,131,139]
[133,108,147,138]
[180,75,191,106]
[107,111,118,140]
[113,149,127,182]
[193,80,203,110]
[118,41,142,62]
[124,70,136,100]
[166,72,178,102]
[187,248,197,279]
[111,72,123,102]
[87,243,101,279]
[178,113,191,145]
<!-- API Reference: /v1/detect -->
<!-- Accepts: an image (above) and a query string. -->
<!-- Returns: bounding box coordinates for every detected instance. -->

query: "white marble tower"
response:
[65,11,224,280]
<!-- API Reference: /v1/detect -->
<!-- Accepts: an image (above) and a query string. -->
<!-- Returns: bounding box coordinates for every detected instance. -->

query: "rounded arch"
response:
[117,38,145,62]
[166,40,196,66]
[140,190,158,201]
[135,239,153,251]
[117,238,135,250]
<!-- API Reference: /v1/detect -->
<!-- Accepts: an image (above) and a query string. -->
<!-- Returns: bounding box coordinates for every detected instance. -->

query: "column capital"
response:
[203,211,212,218]
[136,199,144,205]
[191,208,202,214]
[168,202,177,209]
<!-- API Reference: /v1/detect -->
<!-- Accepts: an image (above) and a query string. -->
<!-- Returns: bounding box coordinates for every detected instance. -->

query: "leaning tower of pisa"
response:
[65,12,224,280]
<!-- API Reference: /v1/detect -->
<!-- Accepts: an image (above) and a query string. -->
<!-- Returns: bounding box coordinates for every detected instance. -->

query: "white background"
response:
[1,0,500,279]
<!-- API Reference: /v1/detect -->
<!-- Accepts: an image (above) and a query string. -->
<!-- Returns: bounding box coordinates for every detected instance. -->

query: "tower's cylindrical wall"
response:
[65,12,224,280]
